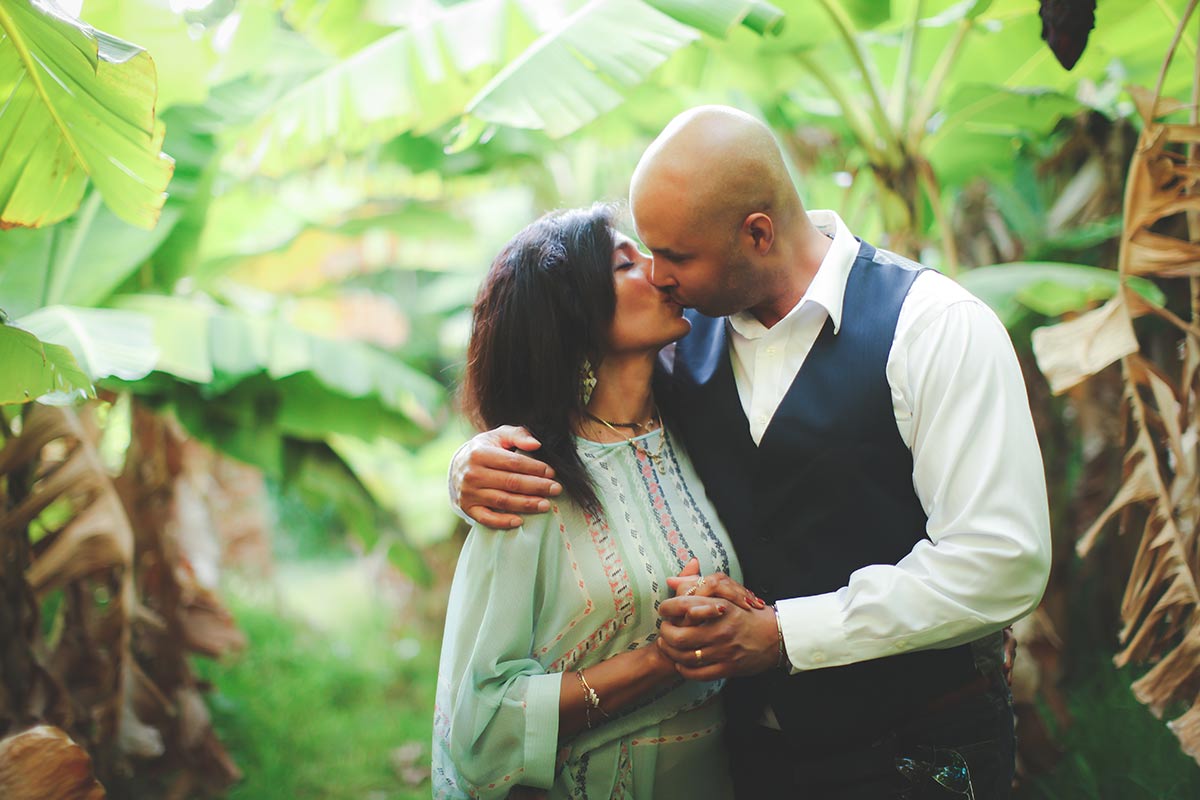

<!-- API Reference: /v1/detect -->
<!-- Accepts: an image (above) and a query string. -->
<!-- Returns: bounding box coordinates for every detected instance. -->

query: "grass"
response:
[192,561,441,800]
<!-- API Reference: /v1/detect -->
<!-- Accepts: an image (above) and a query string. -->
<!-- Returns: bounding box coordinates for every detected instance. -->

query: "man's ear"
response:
[743,213,774,254]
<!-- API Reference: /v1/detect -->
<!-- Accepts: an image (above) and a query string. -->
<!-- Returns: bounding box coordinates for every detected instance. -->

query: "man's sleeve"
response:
[775,295,1052,672]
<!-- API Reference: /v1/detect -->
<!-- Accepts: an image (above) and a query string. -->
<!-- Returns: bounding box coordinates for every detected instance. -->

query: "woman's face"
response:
[604,231,692,356]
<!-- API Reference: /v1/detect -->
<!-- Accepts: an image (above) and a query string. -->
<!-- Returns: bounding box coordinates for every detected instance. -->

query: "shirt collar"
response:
[728,210,858,339]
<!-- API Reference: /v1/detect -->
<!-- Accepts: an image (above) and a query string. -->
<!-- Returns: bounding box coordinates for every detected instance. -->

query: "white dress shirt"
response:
[729,211,1052,673]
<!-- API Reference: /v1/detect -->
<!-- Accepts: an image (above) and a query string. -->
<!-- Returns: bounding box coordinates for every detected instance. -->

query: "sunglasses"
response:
[895,745,975,798]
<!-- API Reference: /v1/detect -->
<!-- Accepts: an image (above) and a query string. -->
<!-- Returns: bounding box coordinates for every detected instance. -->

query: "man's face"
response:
[631,188,758,318]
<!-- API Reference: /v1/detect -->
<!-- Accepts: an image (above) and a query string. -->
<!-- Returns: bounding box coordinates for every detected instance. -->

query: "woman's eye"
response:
[615,261,635,271]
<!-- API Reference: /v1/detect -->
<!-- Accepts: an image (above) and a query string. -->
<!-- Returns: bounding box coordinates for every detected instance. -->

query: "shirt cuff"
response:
[776,593,852,674]
[522,672,562,788]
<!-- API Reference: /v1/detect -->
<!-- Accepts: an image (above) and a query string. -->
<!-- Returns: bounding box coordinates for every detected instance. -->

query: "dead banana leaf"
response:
[0,725,106,800]
[1031,295,1140,394]
[1033,32,1200,763]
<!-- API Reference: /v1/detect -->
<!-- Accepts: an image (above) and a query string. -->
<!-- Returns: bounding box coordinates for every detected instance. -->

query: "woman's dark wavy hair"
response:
[462,204,618,516]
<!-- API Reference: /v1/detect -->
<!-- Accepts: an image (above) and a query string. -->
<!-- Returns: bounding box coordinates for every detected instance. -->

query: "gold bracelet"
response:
[773,604,791,671]
[576,670,608,729]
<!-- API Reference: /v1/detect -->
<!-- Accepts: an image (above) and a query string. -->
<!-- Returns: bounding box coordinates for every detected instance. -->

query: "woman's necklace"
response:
[585,405,666,463]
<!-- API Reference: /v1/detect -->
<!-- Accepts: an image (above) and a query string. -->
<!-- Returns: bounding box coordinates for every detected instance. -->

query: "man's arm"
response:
[448,426,562,529]
[658,292,1051,679]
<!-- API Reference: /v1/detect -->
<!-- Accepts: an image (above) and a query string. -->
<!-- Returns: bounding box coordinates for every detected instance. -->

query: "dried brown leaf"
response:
[1039,65,1200,763]
[1125,230,1200,278]
[1032,297,1141,395]
[0,726,106,800]
[1130,625,1200,717]
[1168,700,1200,761]
[1128,85,1191,122]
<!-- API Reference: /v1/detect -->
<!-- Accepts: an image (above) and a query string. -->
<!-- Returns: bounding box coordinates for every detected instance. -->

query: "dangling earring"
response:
[579,358,597,406]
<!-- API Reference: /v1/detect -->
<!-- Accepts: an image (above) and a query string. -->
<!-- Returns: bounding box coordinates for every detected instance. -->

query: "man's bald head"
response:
[630,105,802,236]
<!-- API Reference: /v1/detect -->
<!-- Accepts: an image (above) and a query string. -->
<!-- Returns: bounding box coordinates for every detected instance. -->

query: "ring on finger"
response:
[684,575,706,596]
[694,648,703,666]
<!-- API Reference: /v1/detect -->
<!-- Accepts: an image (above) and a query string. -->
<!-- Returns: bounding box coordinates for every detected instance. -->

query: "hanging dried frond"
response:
[0,725,106,800]
[0,400,252,792]
[0,405,140,768]
[1030,18,1200,762]
[111,403,245,793]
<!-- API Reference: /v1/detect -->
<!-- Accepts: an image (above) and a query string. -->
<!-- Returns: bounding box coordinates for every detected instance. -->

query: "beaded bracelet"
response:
[576,670,608,729]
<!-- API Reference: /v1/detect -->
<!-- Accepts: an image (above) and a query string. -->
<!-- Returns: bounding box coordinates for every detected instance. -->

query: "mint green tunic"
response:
[433,428,740,799]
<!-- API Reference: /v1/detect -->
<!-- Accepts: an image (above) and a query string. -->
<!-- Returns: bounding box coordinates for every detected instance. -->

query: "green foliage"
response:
[16,305,158,382]
[0,190,183,317]
[0,0,173,228]
[190,568,440,800]
[456,0,783,148]
[959,263,1165,328]
[1021,659,1200,800]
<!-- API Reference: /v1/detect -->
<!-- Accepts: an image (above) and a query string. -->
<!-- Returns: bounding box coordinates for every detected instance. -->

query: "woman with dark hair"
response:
[433,205,745,799]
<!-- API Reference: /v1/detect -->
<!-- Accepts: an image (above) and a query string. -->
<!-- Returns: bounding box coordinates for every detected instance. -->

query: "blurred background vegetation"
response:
[2,0,1200,797]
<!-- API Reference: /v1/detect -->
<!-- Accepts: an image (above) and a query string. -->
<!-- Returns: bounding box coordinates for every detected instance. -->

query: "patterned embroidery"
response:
[633,437,695,571]
[663,433,732,576]
[631,723,721,746]
[536,505,594,660]
[549,509,636,673]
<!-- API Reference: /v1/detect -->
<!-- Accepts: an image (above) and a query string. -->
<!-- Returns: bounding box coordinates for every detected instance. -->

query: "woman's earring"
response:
[579,358,597,406]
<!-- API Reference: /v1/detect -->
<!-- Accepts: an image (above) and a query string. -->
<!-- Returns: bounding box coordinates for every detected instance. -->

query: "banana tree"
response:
[1028,5,1200,763]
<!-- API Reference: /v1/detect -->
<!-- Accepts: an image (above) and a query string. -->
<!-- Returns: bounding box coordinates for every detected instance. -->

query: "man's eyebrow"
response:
[650,248,691,260]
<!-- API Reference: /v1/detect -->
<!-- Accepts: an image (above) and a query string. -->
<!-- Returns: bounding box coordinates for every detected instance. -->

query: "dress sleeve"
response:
[437,516,562,796]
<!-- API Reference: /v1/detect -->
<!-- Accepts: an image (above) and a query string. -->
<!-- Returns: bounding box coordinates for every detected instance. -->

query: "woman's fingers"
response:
[664,571,763,610]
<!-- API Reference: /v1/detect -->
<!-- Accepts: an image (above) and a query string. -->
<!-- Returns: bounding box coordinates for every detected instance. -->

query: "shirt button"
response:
[811,652,825,664]
[894,640,908,650]
[765,346,777,356]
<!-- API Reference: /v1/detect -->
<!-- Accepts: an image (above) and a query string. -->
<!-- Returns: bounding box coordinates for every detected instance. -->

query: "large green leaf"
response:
[109,293,444,425]
[17,304,157,382]
[461,0,782,143]
[0,189,183,318]
[280,0,396,58]
[77,0,217,110]
[958,262,1165,328]
[0,0,174,228]
[0,319,94,405]
[229,0,541,176]
[647,0,784,36]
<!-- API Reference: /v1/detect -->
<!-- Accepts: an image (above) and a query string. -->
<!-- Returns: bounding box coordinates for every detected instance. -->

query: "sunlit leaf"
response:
[230,0,540,176]
[0,0,174,229]
[0,322,94,405]
[17,305,158,382]
[463,0,702,141]
[958,261,1164,327]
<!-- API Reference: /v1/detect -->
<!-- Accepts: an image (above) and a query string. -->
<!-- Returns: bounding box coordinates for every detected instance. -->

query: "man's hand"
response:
[656,594,780,681]
[450,426,562,529]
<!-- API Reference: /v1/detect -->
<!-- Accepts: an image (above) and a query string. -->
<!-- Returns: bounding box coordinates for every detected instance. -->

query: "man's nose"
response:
[648,259,674,288]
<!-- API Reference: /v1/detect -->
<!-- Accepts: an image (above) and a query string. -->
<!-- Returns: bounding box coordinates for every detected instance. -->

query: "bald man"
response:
[450,106,1050,798]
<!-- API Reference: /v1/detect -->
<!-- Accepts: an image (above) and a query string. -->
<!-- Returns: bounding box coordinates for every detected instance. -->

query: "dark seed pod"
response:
[1040,0,1097,71]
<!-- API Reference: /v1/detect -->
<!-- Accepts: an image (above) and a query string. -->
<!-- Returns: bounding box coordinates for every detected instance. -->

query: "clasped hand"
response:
[657,559,783,680]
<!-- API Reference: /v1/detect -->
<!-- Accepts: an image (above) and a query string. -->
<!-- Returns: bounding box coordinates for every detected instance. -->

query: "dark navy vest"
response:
[656,240,983,747]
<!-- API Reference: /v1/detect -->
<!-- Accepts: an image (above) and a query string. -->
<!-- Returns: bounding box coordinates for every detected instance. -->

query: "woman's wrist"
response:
[644,640,680,682]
